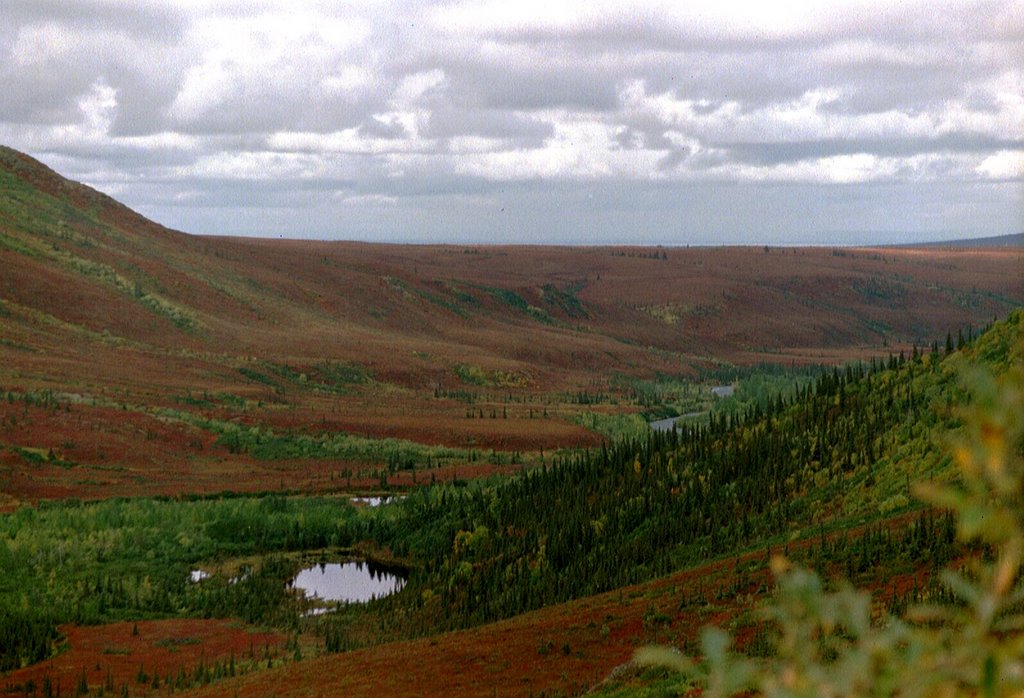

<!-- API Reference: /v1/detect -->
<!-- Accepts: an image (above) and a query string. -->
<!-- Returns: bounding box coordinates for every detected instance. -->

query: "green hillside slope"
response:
[343,312,1021,636]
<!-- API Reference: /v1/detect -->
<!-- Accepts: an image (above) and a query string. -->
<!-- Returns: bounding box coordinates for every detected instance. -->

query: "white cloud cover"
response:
[0,0,1021,244]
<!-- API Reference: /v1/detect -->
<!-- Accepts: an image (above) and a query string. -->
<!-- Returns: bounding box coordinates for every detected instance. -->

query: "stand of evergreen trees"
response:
[354,312,1016,637]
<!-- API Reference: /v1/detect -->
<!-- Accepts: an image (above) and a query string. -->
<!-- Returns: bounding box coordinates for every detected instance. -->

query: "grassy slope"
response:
[3,143,1022,389]
[1,146,1023,505]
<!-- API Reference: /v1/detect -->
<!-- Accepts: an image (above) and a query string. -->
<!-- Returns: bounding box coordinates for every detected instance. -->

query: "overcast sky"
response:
[2,0,1022,245]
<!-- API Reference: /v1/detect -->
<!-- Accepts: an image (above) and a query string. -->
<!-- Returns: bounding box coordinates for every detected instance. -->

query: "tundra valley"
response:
[1,145,1024,696]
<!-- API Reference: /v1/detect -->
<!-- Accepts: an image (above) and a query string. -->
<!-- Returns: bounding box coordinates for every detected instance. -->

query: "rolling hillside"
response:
[2,145,1022,505]
[3,144,1021,386]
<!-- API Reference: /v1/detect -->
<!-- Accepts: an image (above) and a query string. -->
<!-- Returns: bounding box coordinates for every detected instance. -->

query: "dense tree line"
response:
[629,352,1024,696]
[354,311,1017,636]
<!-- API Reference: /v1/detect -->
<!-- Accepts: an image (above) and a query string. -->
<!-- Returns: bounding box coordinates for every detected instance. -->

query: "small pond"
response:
[289,560,406,606]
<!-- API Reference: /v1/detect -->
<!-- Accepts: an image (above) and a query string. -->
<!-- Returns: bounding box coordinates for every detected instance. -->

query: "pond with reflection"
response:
[289,560,406,605]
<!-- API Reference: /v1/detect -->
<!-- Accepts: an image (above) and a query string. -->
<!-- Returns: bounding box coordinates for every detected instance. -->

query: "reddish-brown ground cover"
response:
[0,393,598,507]
[3,239,1020,503]
[2,147,1022,504]
[0,619,286,696]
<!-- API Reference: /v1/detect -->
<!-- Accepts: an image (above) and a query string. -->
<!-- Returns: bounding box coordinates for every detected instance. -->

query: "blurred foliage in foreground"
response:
[635,352,1024,696]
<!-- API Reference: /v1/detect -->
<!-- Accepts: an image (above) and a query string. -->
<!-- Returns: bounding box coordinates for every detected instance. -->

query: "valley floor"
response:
[3,511,932,697]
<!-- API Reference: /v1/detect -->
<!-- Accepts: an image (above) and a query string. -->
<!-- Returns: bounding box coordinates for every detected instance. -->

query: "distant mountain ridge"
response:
[900,232,1024,248]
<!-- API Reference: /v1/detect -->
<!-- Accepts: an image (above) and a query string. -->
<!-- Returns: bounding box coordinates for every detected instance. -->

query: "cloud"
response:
[977,150,1024,180]
[0,0,1020,244]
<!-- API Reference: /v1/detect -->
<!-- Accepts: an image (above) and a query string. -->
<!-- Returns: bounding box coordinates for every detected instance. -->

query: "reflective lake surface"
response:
[289,561,406,605]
